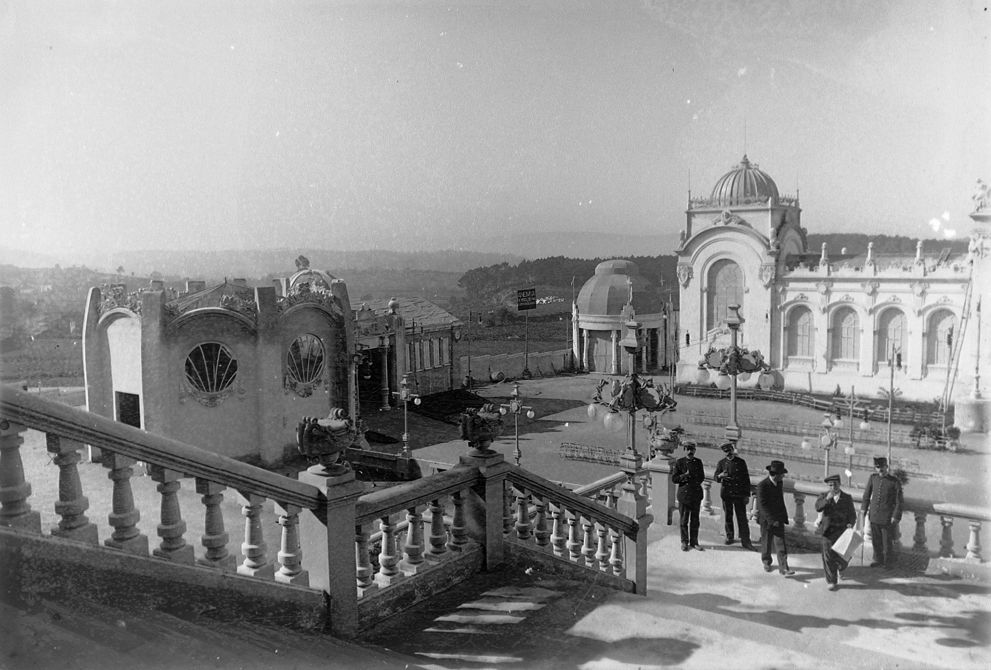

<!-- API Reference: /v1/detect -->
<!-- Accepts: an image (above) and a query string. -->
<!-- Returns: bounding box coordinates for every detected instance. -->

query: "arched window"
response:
[877,309,906,366]
[831,307,859,362]
[287,334,325,386]
[185,342,238,393]
[926,309,956,366]
[786,306,814,358]
[706,260,743,330]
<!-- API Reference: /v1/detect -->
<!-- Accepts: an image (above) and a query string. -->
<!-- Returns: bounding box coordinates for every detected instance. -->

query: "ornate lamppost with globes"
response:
[392,374,421,458]
[499,382,535,466]
[587,319,679,470]
[694,305,774,445]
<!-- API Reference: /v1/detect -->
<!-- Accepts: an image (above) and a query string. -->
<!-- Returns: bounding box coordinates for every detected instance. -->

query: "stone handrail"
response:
[572,472,629,498]
[0,385,321,509]
[354,466,480,525]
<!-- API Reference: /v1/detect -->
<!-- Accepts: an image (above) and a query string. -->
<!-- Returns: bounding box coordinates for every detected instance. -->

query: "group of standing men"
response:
[671,441,904,589]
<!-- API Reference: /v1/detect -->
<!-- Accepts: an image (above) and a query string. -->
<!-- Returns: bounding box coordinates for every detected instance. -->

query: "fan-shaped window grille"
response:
[287,334,325,385]
[185,343,238,393]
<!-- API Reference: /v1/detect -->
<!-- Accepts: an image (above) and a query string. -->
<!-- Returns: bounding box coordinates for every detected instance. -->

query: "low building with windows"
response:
[82,262,463,464]
[675,155,989,423]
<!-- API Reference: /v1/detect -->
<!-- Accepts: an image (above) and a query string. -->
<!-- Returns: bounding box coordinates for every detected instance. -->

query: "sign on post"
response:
[517,288,536,311]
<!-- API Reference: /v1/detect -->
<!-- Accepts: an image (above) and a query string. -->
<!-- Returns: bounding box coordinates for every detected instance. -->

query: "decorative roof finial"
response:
[819,242,829,266]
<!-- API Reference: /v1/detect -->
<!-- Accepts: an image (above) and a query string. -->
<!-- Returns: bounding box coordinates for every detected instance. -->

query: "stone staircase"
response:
[359,564,624,669]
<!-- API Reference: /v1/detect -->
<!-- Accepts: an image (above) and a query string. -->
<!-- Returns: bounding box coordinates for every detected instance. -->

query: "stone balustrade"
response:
[647,455,989,572]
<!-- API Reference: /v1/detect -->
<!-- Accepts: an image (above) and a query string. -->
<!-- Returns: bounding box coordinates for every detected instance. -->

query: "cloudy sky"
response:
[1,0,988,258]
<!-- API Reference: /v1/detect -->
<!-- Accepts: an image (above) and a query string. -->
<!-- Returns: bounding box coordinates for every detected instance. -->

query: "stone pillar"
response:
[255,287,285,464]
[298,469,368,638]
[611,329,619,375]
[379,347,391,410]
[461,451,511,570]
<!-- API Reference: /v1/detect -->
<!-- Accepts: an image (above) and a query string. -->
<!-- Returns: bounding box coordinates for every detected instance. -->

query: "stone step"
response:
[457,598,547,612]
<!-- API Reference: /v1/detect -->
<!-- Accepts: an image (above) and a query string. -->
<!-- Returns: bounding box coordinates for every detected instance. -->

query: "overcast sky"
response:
[1,0,988,259]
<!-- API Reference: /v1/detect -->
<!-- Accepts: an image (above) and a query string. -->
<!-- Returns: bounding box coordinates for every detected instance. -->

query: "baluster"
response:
[449,490,469,551]
[533,496,550,550]
[606,485,620,510]
[0,420,41,533]
[427,498,449,559]
[355,523,376,596]
[748,495,758,523]
[503,481,514,536]
[701,481,714,516]
[514,486,532,541]
[581,516,597,569]
[595,523,610,572]
[376,514,403,586]
[45,434,96,543]
[892,518,903,549]
[567,513,584,565]
[549,503,566,556]
[401,505,426,573]
[966,521,983,562]
[103,453,149,554]
[237,492,274,579]
[609,527,625,576]
[861,509,872,547]
[275,502,307,586]
[793,493,806,531]
[913,512,928,553]
[151,467,194,563]
[195,479,235,571]
[939,516,955,558]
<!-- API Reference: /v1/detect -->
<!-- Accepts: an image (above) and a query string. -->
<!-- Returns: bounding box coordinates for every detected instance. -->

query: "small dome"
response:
[576,260,663,316]
[710,155,779,207]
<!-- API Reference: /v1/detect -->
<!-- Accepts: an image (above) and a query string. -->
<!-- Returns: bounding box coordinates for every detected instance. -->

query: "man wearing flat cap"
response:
[671,442,706,551]
[862,456,903,568]
[815,474,857,590]
[714,442,753,549]
[756,460,794,575]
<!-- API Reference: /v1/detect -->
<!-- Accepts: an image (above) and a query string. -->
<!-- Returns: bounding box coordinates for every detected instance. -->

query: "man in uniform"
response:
[815,473,857,591]
[862,456,903,568]
[671,441,706,551]
[714,442,753,549]
[756,460,794,575]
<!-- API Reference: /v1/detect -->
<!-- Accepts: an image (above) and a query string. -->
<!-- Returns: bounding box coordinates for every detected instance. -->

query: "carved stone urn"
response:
[296,408,357,477]
[460,403,505,457]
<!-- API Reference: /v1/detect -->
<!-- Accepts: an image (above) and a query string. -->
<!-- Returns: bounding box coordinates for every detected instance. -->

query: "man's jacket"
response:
[862,473,903,525]
[755,477,789,527]
[814,490,857,537]
[671,456,705,505]
[714,456,751,499]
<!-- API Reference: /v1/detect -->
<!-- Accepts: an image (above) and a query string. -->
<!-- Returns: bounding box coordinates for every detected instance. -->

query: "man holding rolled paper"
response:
[815,474,858,591]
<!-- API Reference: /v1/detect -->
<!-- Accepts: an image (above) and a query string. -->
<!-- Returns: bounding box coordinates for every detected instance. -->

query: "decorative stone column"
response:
[0,420,41,533]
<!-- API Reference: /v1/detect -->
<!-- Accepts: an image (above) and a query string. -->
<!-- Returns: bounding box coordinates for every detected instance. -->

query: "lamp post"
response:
[834,386,870,484]
[588,319,677,470]
[880,345,903,463]
[392,374,421,458]
[499,382,535,466]
[695,305,774,445]
[818,412,841,478]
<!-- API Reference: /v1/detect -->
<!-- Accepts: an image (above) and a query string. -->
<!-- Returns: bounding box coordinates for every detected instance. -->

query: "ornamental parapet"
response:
[98,284,142,316]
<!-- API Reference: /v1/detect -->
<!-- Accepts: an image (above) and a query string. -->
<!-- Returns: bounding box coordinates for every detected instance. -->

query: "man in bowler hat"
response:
[756,460,794,575]
[671,441,706,551]
[815,473,857,591]
[714,442,753,549]
[862,456,903,568]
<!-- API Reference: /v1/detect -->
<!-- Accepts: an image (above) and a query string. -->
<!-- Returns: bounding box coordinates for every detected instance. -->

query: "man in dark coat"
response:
[861,456,903,568]
[714,442,753,549]
[671,441,706,551]
[815,474,858,591]
[756,460,794,575]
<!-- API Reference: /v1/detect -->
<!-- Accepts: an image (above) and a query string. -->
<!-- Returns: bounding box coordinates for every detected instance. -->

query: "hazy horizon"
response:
[2,1,988,260]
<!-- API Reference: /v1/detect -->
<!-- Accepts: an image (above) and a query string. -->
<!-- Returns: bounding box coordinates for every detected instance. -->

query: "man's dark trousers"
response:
[722,497,750,543]
[821,531,848,584]
[680,500,701,546]
[760,521,788,571]
[870,522,896,567]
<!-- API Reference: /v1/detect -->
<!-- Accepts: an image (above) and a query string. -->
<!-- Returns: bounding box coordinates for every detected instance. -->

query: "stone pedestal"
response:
[955,397,991,434]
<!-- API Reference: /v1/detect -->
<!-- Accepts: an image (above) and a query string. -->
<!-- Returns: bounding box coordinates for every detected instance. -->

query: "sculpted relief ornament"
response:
[815,280,833,312]
[759,263,776,287]
[677,264,693,288]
